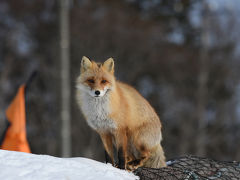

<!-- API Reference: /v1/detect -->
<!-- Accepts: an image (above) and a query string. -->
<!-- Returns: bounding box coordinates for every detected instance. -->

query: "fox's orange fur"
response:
[76,56,166,170]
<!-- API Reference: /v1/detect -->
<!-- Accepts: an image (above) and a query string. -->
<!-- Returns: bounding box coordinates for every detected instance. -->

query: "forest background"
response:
[0,0,240,162]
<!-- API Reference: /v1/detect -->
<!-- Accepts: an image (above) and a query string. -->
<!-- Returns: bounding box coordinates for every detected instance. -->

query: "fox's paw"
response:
[113,163,119,168]
[126,159,141,171]
[113,162,124,169]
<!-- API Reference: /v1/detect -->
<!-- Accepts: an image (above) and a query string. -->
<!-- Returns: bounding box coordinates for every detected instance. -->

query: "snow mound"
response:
[0,150,138,180]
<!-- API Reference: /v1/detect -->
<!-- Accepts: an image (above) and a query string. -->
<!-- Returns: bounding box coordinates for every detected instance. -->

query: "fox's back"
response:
[112,81,161,130]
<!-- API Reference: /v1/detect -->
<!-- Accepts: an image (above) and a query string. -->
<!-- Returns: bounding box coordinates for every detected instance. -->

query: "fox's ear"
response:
[103,58,114,74]
[81,56,92,73]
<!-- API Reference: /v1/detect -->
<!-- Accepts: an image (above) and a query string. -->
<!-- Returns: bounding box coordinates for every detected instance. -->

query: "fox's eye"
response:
[101,80,107,84]
[87,79,95,83]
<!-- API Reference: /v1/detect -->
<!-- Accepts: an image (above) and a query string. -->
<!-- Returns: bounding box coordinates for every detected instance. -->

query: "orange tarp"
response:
[1,85,31,153]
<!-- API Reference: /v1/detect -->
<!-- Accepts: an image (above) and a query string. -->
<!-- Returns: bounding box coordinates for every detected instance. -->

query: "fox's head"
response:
[76,56,115,98]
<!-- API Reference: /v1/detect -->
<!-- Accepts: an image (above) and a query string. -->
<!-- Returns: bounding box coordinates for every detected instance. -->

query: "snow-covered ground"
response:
[0,150,138,180]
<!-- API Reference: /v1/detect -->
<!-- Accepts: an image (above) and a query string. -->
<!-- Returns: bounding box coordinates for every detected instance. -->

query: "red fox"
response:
[76,56,166,170]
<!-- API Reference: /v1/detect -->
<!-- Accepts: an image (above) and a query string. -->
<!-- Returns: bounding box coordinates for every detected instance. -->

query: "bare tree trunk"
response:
[60,0,71,157]
[196,3,210,156]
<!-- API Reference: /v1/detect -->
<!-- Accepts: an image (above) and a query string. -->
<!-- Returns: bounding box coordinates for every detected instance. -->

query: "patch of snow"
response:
[166,160,175,166]
[0,150,138,180]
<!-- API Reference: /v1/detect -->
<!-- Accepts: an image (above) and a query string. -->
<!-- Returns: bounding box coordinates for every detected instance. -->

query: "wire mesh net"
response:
[134,155,240,180]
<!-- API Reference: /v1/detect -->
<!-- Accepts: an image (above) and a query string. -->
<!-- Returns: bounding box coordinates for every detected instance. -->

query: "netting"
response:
[134,155,240,180]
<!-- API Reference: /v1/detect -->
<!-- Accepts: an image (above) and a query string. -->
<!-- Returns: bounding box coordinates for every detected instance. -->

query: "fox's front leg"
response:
[104,150,111,164]
[115,129,128,169]
[100,133,115,165]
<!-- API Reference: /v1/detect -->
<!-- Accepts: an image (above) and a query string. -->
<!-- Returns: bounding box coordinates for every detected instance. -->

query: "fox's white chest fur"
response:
[77,91,116,132]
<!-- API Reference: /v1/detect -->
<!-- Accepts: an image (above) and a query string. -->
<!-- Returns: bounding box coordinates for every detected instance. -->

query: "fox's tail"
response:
[145,144,166,168]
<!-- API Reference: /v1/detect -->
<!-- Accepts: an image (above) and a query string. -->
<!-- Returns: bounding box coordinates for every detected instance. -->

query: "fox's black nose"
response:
[95,90,100,96]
